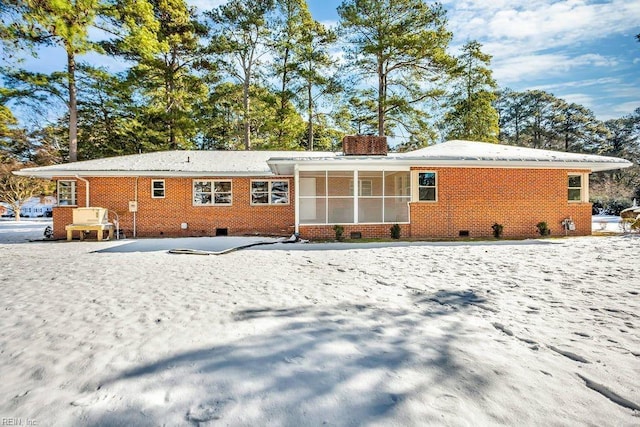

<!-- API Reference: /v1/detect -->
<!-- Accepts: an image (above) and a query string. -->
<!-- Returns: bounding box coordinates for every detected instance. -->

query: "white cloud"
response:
[559,92,594,108]
[493,52,619,84]
[445,0,639,59]
[532,77,622,91]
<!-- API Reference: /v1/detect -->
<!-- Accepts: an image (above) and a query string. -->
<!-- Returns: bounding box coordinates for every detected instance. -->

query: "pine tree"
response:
[206,0,275,150]
[0,0,161,161]
[443,41,499,142]
[338,0,453,138]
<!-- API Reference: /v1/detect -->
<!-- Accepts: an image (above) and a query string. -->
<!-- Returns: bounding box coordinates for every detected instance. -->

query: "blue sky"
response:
[302,0,640,120]
[10,0,640,123]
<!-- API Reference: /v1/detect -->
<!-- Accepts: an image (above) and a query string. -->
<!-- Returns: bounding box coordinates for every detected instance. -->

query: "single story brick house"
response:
[15,137,632,240]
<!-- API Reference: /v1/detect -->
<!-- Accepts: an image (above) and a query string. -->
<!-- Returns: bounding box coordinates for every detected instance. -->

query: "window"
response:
[193,180,232,205]
[57,181,76,206]
[251,180,289,205]
[568,175,582,201]
[152,180,165,198]
[349,179,373,196]
[418,172,437,201]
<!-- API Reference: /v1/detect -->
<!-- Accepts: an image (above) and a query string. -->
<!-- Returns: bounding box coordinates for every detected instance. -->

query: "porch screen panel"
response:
[384,171,410,222]
[299,172,327,223]
[328,197,354,223]
[384,196,410,222]
[358,171,383,223]
[327,171,354,223]
[359,198,383,223]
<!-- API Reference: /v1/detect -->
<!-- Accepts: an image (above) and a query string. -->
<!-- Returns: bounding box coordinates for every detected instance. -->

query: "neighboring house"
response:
[15,137,632,240]
[19,196,56,218]
[0,197,55,218]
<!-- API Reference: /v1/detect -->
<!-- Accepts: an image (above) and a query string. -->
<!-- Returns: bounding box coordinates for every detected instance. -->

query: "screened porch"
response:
[298,170,411,225]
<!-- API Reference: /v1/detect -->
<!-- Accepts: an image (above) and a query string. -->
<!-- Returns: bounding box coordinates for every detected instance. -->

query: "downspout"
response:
[294,164,300,234]
[133,176,139,238]
[75,175,90,207]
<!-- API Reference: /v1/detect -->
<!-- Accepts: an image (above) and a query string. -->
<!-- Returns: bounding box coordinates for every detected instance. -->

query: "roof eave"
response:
[13,169,277,179]
[267,157,633,173]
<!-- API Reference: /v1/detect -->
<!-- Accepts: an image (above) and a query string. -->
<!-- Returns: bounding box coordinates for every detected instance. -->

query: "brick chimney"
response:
[342,135,388,156]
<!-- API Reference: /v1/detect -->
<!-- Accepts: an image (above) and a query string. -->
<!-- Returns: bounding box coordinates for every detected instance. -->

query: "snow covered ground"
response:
[0,220,639,426]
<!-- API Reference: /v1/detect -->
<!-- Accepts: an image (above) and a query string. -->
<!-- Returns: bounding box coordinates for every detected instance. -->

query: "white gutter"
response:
[268,158,632,174]
[13,170,284,179]
[75,175,90,207]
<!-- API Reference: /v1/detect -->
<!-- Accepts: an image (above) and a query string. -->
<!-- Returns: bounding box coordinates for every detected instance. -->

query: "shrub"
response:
[491,223,504,239]
[590,197,633,215]
[332,224,344,241]
[536,221,551,236]
[390,223,401,239]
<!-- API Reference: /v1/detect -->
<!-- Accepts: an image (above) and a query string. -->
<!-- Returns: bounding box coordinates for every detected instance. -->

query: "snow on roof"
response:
[15,150,339,178]
[15,140,632,179]
[268,140,632,173]
[394,140,632,172]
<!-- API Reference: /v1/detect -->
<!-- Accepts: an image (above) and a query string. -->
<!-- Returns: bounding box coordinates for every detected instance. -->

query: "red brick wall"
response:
[52,176,295,239]
[51,167,593,240]
[409,167,592,238]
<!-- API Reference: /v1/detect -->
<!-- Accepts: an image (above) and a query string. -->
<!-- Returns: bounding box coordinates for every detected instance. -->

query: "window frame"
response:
[568,173,585,202]
[416,171,438,202]
[57,180,77,206]
[192,179,233,206]
[251,180,290,206]
[151,179,165,199]
[349,179,373,197]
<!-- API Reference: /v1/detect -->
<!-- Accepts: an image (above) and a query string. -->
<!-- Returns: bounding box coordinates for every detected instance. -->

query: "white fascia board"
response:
[267,157,631,174]
[394,158,633,173]
[14,170,277,179]
[268,158,411,174]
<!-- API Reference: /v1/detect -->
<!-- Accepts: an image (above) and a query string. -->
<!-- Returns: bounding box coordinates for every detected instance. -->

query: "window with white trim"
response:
[152,180,165,198]
[349,179,373,196]
[568,175,582,201]
[57,180,76,206]
[251,180,289,205]
[418,172,437,201]
[193,180,232,205]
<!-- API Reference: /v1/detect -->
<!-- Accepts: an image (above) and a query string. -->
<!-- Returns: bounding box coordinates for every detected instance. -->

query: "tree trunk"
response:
[67,49,78,162]
[378,65,385,136]
[243,78,251,150]
[307,81,313,151]
[278,46,290,147]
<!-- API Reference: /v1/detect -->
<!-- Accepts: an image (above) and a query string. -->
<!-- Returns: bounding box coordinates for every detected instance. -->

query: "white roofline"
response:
[267,157,631,174]
[14,170,280,179]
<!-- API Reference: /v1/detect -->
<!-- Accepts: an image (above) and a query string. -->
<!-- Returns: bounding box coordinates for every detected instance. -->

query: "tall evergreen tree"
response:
[206,0,275,150]
[297,17,338,150]
[0,0,161,161]
[110,0,210,150]
[270,0,309,147]
[443,40,498,142]
[338,0,453,138]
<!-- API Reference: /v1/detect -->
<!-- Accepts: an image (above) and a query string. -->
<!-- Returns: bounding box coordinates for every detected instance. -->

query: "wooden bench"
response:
[66,223,114,241]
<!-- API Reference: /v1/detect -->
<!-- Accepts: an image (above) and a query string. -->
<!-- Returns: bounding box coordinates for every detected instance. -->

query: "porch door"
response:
[300,178,316,221]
